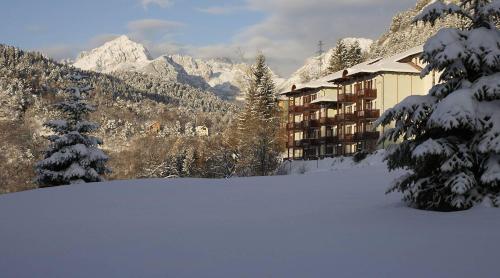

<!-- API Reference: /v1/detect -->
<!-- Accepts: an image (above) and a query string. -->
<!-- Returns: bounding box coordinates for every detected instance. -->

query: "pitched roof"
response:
[280,45,424,95]
[280,75,338,95]
[326,45,424,83]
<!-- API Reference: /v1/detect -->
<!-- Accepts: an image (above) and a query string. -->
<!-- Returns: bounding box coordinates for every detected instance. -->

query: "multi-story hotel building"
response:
[282,46,435,160]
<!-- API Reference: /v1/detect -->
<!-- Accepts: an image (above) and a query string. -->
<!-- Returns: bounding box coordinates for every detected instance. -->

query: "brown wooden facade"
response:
[284,82,380,160]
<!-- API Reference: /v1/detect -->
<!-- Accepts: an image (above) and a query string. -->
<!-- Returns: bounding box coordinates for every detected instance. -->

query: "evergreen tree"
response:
[236,54,281,176]
[345,41,364,68]
[376,0,500,211]
[36,73,109,187]
[327,39,349,73]
[327,39,364,74]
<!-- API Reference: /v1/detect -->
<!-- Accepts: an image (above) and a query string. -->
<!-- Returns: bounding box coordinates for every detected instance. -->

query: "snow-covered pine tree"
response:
[345,41,364,68]
[376,0,500,211]
[327,39,349,74]
[36,73,109,187]
[236,54,281,176]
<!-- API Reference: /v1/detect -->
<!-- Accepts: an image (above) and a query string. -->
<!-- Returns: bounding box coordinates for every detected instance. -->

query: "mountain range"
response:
[63,0,474,102]
[73,35,278,102]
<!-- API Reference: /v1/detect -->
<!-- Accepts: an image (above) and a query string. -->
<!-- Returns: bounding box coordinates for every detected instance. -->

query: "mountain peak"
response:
[114,34,133,42]
[74,35,152,73]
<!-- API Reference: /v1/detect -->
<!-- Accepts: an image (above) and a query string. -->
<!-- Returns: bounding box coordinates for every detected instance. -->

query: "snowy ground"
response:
[1,156,499,278]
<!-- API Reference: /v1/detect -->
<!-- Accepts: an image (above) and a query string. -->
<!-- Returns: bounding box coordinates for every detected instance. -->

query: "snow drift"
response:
[0,159,498,278]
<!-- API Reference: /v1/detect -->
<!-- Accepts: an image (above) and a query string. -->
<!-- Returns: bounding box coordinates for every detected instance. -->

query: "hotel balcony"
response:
[289,105,305,113]
[354,131,380,141]
[335,113,357,123]
[319,117,337,126]
[355,109,380,120]
[303,119,320,128]
[319,136,339,144]
[286,122,303,130]
[303,102,320,110]
[338,133,355,142]
[356,88,377,100]
[338,93,357,103]
[300,138,320,146]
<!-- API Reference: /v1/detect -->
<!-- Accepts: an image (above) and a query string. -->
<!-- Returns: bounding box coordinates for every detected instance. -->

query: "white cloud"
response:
[196,5,245,15]
[88,34,121,48]
[141,0,173,9]
[127,19,184,41]
[40,0,418,76]
[39,44,77,61]
[191,0,417,75]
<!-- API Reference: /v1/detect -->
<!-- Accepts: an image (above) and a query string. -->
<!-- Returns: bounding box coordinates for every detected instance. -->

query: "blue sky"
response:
[0,0,418,75]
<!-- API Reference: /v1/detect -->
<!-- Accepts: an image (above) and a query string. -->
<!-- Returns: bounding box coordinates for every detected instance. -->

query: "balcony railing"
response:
[300,138,320,146]
[354,131,380,141]
[355,109,380,119]
[339,133,355,142]
[304,103,320,110]
[303,120,320,128]
[289,105,304,113]
[335,113,357,122]
[319,117,337,126]
[319,136,339,144]
[356,88,377,99]
[338,93,357,103]
[286,122,303,130]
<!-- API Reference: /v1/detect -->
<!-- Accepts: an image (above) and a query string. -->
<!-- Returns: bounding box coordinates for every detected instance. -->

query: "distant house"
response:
[195,125,209,137]
[282,46,436,160]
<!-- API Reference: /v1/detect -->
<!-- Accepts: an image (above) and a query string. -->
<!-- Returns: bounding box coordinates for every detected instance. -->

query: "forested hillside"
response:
[0,44,238,193]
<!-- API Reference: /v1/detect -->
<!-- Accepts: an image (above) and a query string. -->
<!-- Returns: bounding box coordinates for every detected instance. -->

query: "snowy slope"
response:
[73,36,283,101]
[1,159,498,278]
[74,35,152,73]
[279,37,373,93]
[169,55,252,101]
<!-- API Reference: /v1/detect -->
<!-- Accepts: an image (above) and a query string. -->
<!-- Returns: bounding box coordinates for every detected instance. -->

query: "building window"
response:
[365,80,373,89]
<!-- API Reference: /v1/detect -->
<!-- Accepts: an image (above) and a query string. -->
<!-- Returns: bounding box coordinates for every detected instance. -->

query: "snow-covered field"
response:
[0,156,499,278]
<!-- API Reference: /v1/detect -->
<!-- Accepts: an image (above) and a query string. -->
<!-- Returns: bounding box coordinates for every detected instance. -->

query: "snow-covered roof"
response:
[281,46,424,95]
[390,45,423,62]
[325,45,424,84]
[311,95,337,104]
[280,75,338,95]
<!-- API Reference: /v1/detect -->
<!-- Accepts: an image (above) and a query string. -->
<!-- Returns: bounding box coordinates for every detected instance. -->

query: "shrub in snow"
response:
[36,74,109,187]
[376,0,500,211]
[353,151,370,164]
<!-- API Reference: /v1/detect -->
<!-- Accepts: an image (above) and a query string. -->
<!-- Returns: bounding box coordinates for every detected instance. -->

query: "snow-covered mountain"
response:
[278,37,373,93]
[73,36,279,101]
[74,35,152,73]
